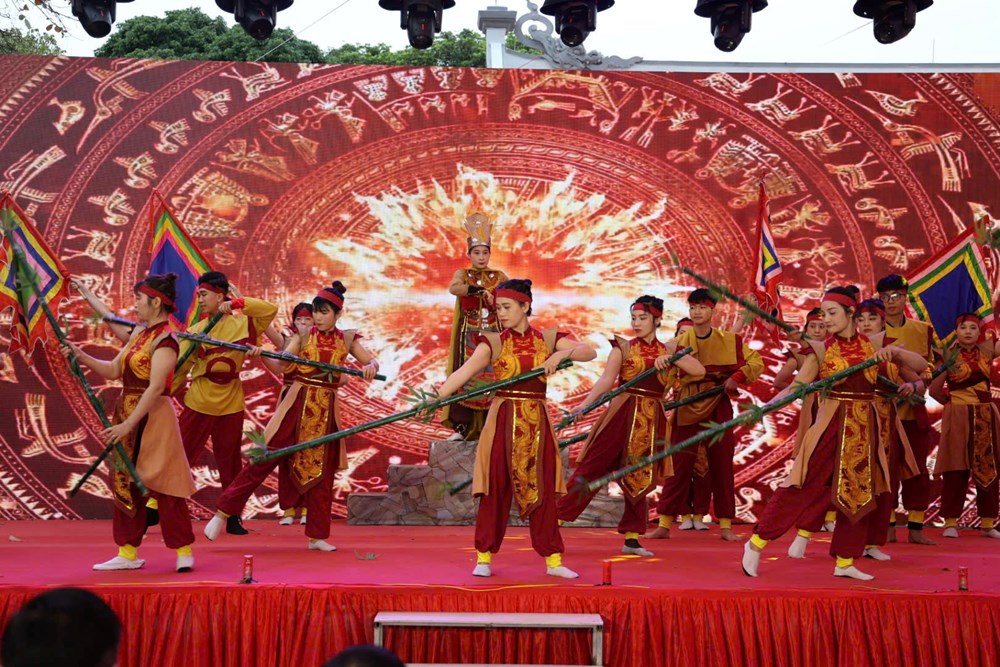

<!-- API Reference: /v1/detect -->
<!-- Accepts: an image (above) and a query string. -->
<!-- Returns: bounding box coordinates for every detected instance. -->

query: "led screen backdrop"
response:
[0,55,998,523]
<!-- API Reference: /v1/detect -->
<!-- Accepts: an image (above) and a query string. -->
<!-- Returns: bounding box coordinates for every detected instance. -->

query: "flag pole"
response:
[0,209,146,496]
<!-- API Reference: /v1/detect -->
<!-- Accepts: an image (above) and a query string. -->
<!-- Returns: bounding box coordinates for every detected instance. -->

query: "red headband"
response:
[138,284,175,308]
[315,289,344,309]
[197,282,226,295]
[632,303,663,318]
[689,298,716,307]
[956,314,981,327]
[806,312,823,323]
[856,304,885,319]
[823,291,857,309]
[292,304,312,320]
[495,288,531,304]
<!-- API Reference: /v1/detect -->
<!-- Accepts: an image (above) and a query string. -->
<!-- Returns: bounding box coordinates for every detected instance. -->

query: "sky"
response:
[45,0,1000,65]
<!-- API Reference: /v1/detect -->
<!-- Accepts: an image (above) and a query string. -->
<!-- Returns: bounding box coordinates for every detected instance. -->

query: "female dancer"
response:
[204,281,380,551]
[436,279,596,578]
[741,287,927,580]
[62,274,196,572]
[928,313,1000,539]
[262,303,315,526]
[556,297,705,556]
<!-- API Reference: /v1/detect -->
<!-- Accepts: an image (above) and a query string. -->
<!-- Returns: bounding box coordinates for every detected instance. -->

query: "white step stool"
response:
[372,611,604,666]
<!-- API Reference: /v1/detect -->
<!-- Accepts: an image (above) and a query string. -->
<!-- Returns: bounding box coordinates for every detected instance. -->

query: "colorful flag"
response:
[751,182,784,341]
[906,228,995,347]
[0,194,70,354]
[147,191,212,330]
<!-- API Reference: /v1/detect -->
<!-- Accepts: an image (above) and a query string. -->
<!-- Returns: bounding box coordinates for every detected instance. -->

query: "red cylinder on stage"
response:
[242,554,254,583]
[958,566,969,591]
[602,559,612,586]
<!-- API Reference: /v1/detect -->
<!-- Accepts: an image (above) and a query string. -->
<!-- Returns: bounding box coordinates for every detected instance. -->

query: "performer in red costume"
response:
[877,274,939,545]
[173,271,277,536]
[204,281,379,552]
[62,274,197,572]
[436,278,596,578]
[649,289,764,542]
[742,287,928,580]
[928,313,1000,540]
[556,297,705,556]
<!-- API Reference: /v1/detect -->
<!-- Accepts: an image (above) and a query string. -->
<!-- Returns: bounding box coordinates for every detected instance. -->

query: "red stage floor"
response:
[2,520,999,666]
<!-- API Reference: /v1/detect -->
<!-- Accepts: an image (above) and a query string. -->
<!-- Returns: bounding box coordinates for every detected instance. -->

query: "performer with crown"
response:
[556,297,705,556]
[441,213,509,441]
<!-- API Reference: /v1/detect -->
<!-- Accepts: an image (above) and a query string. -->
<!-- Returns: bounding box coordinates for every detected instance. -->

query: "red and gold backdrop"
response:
[0,56,998,523]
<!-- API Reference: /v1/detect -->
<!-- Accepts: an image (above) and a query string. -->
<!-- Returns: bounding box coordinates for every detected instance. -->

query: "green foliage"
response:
[0,25,62,55]
[326,29,486,67]
[94,8,324,64]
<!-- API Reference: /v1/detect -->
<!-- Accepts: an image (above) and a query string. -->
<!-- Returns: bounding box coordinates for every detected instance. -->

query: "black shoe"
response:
[226,515,249,535]
[145,508,160,527]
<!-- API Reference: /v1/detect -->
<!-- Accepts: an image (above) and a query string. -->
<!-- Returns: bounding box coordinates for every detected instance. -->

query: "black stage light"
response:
[694,0,767,52]
[540,0,615,48]
[216,0,294,40]
[378,0,456,50]
[853,0,933,44]
[72,0,134,38]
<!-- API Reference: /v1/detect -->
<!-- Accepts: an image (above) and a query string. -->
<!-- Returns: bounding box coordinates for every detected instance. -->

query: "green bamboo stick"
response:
[584,356,881,492]
[174,311,223,372]
[554,346,692,430]
[248,358,575,465]
[0,216,146,496]
[662,385,727,412]
[103,315,387,381]
[557,432,588,449]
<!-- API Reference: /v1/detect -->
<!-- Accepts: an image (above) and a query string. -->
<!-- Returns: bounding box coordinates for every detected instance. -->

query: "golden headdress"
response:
[464,212,493,251]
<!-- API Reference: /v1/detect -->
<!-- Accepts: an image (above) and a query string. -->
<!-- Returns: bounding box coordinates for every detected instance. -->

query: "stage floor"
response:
[2,520,1000,666]
[3,519,998,591]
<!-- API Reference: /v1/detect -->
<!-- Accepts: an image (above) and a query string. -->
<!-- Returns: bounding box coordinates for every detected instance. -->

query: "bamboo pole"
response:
[103,315,387,381]
[247,359,575,465]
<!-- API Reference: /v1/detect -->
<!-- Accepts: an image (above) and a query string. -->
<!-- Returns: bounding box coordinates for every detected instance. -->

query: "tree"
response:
[94,7,324,64]
[0,25,63,55]
[326,29,486,67]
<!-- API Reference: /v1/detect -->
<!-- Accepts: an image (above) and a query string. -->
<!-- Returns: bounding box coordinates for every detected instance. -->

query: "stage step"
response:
[348,438,625,527]
[373,611,604,666]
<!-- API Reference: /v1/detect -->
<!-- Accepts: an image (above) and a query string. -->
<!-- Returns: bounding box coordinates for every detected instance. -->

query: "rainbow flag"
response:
[751,182,784,341]
[0,193,70,354]
[906,228,994,347]
[147,192,212,330]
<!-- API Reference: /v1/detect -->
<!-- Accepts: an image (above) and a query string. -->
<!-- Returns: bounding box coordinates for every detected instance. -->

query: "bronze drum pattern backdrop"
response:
[0,55,998,523]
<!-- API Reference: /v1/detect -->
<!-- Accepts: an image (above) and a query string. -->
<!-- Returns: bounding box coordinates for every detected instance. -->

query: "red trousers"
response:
[940,470,1000,520]
[755,412,873,559]
[657,412,736,520]
[557,443,648,535]
[278,460,304,510]
[475,404,564,557]
[113,486,194,550]
[180,408,245,492]
[897,419,934,515]
[689,465,711,515]
[218,445,339,540]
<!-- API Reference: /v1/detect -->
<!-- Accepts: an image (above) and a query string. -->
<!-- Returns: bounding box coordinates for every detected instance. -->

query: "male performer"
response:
[877,274,938,545]
[173,271,277,535]
[649,289,764,541]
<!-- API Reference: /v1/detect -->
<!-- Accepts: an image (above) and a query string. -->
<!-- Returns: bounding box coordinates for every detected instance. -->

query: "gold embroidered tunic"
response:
[935,347,1000,487]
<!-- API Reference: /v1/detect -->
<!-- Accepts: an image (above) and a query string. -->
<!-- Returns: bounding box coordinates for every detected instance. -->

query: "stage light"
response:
[853,0,933,44]
[378,0,456,50]
[71,0,134,38]
[539,0,614,48]
[216,0,294,40]
[694,0,767,52]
